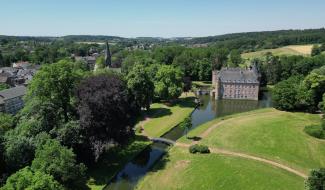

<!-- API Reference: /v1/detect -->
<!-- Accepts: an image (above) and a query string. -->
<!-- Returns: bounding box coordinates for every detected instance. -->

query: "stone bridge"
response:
[149,137,176,145]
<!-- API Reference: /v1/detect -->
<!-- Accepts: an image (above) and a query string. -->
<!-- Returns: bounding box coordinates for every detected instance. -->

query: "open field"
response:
[140,93,196,137]
[135,147,304,190]
[190,108,325,173]
[242,44,314,60]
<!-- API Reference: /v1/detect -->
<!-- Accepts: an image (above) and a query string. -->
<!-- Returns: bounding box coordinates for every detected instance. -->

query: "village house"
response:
[211,65,260,100]
[0,86,26,114]
[0,62,39,87]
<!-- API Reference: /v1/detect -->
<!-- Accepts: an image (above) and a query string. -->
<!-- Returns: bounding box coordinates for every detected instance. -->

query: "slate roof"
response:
[218,67,259,83]
[0,86,27,104]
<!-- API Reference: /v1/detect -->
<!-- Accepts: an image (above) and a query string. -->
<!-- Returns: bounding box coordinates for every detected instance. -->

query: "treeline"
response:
[121,46,242,81]
[0,56,187,189]
[0,40,128,67]
[264,52,325,112]
[180,28,325,51]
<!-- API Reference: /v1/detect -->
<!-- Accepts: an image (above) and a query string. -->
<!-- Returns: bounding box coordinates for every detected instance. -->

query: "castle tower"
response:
[214,76,221,100]
[105,41,112,67]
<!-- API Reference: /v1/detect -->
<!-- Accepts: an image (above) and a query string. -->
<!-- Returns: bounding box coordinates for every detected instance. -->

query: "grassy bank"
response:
[141,93,196,137]
[136,147,304,190]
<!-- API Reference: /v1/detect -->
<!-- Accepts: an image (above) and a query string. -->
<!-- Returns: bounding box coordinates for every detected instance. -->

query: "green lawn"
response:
[136,147,304,190]
[198,108,325,173]
[87,135,151,190]
[142,93,196,137]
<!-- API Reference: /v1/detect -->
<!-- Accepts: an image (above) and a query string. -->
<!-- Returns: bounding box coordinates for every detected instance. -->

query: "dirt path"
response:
[175,142,307,179]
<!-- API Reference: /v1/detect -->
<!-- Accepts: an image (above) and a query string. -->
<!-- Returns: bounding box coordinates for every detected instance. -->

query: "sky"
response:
[0,0,325,38]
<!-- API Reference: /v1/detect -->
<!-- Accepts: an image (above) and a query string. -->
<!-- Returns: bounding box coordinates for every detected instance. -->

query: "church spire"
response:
[105,41,112,67]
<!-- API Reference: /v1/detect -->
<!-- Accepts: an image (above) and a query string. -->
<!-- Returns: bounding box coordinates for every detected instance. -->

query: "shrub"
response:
[189,144,210,154]
[306,168,325,190]
[304,125,325,139]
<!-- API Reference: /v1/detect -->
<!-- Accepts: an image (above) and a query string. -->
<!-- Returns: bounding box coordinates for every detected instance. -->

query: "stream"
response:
[104,92,272,190]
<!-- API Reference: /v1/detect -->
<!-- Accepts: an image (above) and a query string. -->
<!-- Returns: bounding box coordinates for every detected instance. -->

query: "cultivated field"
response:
[242,44,314,60]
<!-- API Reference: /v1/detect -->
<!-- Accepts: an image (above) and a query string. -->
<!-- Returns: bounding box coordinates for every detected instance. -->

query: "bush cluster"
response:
[304,120,325,139]
[189,144,210,154]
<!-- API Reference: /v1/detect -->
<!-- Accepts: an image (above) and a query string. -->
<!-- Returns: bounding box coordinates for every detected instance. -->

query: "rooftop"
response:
[218,67,259,83]
[0,86,27,104]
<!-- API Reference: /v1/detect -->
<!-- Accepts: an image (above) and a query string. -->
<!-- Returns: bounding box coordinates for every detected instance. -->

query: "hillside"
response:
[242,44,313,60]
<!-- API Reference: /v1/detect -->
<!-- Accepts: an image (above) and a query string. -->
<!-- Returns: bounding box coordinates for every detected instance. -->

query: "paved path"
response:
[175,142,307,179]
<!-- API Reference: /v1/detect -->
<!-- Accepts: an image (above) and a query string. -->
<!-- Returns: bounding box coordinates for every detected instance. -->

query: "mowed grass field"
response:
[199,108,325,173]
[141,93,196,137]
[136,108,325,190]
[242,44,314,60]
[135,147,304,190]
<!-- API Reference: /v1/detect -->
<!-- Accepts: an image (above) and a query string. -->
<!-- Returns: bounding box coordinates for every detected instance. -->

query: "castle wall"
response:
[220,83,259,100]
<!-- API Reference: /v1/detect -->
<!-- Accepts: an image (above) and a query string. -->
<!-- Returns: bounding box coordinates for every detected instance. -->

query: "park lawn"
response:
[200,108,325,173]
[87,135,151,190]
[142,93,196,137]
[136,147,304,190]
[241,44,313,60]
[178,108,274,144]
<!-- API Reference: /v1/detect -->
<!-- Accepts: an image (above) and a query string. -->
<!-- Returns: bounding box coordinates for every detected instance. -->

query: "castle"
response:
[211,66,260,100]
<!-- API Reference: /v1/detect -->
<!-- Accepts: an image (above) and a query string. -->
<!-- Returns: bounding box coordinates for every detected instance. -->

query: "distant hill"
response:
[1,28,325,51]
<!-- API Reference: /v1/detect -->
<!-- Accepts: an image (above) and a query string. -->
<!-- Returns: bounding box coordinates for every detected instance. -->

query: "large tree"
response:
[212,48,229,70]
[229,49,242,67]
[127,64,154,110]
[26,59,85,122]
[272,76,303,111]
[31,139,87,189]
[154,65,184,101]
[76,74,138,160]
[1,167,64,190]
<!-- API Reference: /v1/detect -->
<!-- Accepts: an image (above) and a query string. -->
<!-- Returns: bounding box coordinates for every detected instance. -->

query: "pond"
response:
[104,91,272,190]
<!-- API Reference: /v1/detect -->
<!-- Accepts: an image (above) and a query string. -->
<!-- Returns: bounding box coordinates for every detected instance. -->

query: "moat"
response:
[104,92,272,190]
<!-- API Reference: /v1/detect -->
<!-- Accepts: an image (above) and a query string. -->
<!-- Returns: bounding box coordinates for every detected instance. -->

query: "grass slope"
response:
[242,44,313,60]
[142,93,196,137]
[198,108,325,173]
[136,147,304,190]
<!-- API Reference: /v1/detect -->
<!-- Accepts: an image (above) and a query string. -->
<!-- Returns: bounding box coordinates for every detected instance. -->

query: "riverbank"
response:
[139,93,196,137]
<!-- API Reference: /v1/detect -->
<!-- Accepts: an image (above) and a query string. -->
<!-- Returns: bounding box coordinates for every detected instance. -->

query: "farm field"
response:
[242,44,314,60]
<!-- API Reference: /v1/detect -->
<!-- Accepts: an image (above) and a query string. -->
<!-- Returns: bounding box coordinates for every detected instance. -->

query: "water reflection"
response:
[104,142,168,190]
[192,92,272,127]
